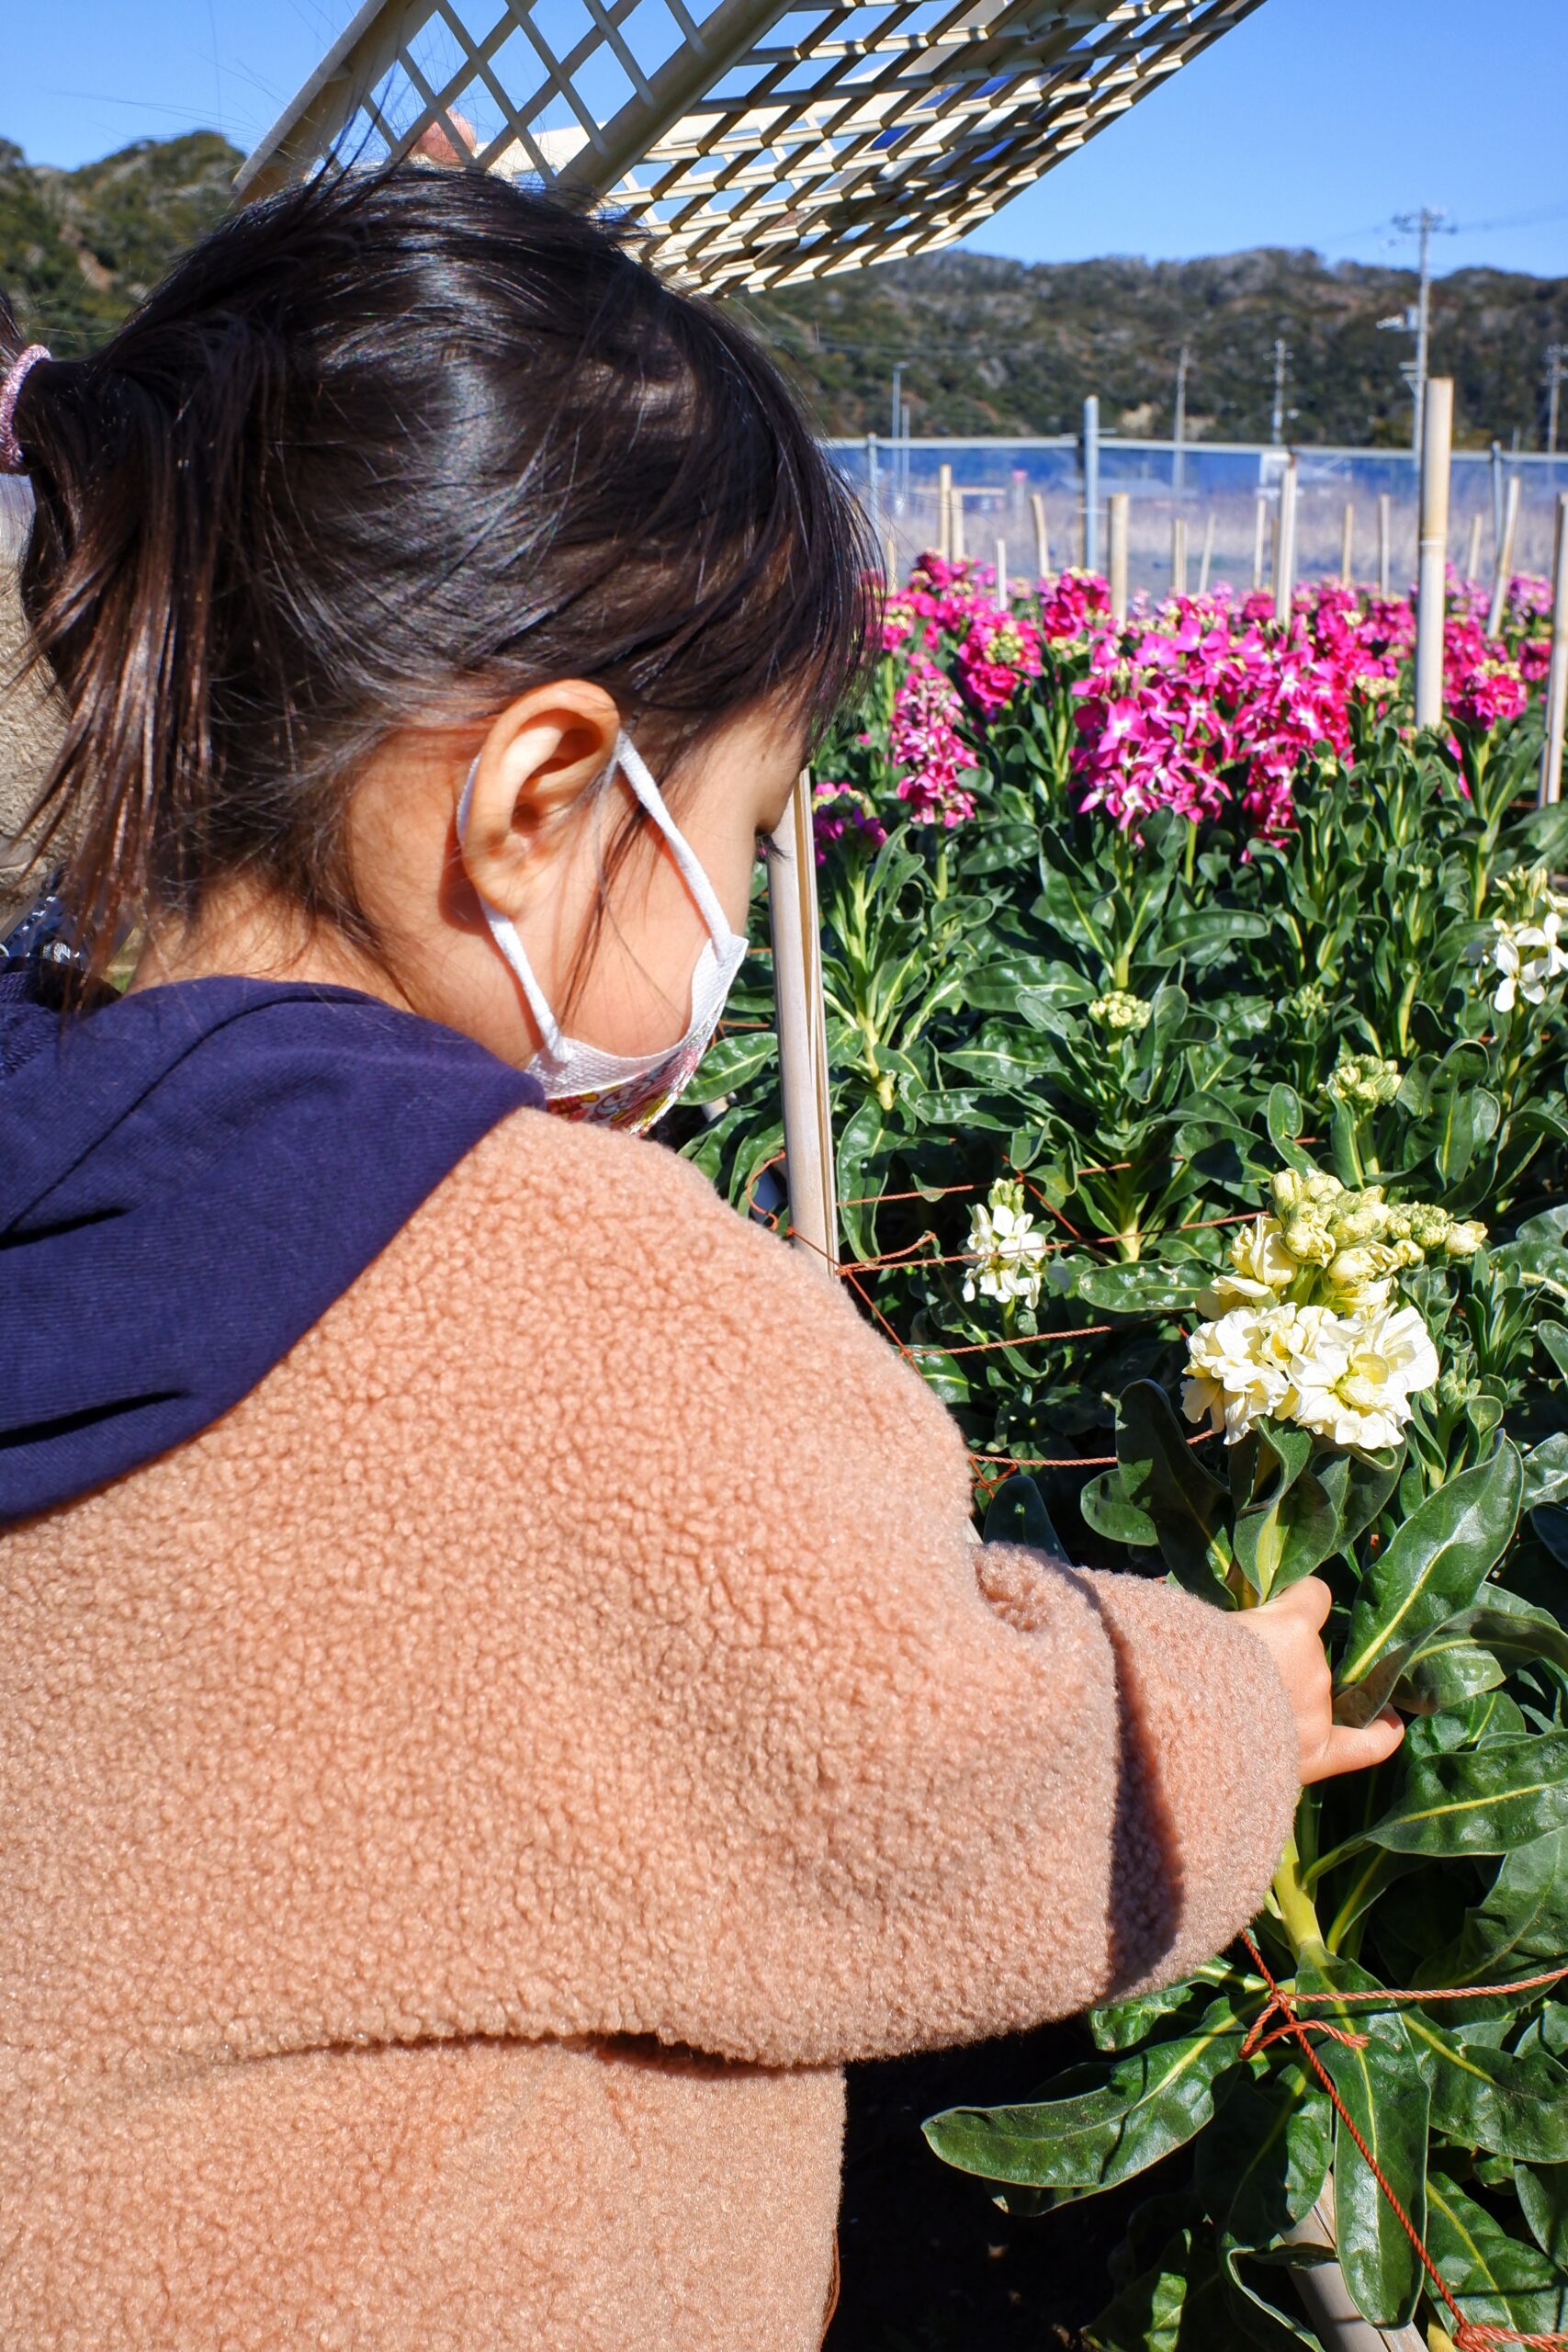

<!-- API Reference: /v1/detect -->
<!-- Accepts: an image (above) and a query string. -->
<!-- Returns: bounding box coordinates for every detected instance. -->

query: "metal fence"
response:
[828,435,1568,598]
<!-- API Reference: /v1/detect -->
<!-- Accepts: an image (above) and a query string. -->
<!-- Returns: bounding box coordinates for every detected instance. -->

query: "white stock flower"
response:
[1181,1301,1333,1443]
[964,1191,1049,1309]
[1472,912,1568,1014]
[1199,1214,1297,1313]
[1290,1305,1440,1452]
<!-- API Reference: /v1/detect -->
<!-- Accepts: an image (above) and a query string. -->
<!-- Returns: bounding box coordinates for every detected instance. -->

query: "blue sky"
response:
[7,0,1567,278]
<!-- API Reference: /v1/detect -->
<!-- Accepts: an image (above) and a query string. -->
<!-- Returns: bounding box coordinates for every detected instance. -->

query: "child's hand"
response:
[1239,1576,1404,1785]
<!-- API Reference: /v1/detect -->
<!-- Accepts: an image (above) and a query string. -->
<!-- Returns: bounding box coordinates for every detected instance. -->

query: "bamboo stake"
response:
[1463,508,1483,585]
[1171,514,1188,596]
[1197,509,1215,594]
[1252,491,1269,591]
[1273,455,1298,621]
[1486,472,1521,638]
[1378,492,1392,597]
[885,529,897,589]
[1340,500,1355,586]
[994,535,1009,608]
[1030,490,1050,581]
[766,774,838,1275]
[951,486,965,562]
[938,461,953,561]
[1540,492,1568,808]
[1107,492,1129,621]
[1415,376,1453,729]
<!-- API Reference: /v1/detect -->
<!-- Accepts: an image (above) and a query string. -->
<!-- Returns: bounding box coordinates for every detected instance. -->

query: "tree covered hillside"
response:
[4,131,1565,449]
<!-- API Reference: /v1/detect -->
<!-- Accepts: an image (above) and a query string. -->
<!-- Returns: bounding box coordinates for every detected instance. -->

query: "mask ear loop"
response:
[456,758,570,1064]
[615,733,738,949]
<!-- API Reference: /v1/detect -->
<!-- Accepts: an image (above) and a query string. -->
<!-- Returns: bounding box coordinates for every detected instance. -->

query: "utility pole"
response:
[890,363,903,447]
[1173,338,1191,503]
[1384,207,1453,455]
[1547,343,1565,456]
[1269,337,1289,445]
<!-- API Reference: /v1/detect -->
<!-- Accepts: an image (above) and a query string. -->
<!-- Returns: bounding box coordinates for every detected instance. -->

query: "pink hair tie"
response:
[0,345,51,474]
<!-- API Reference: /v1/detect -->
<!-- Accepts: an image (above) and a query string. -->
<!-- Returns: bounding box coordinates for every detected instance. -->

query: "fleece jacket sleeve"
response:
[407,1113,1300,2067]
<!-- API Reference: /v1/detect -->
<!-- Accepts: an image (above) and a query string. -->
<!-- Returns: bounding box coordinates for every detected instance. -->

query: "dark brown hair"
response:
[0,164,871,980]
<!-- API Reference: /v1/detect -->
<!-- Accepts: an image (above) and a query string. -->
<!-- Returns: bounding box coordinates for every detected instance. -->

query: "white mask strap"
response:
[614,733,734,948]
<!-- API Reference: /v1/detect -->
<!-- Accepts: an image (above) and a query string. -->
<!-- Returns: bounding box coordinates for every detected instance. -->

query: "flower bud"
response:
[1445,1219,1487,1258]
[1283,1216,1336,1267]
[1089,989,1154,1032]
[1271,1170,1308,1216]
[1328,1190,1390,1245]
[1304,1172,1345,1207]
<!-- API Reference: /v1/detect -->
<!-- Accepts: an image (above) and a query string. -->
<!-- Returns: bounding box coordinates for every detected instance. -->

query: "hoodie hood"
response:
[0,967,542,1526]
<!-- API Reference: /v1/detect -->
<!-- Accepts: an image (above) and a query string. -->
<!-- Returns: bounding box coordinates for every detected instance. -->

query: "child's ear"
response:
[458,682,622,917]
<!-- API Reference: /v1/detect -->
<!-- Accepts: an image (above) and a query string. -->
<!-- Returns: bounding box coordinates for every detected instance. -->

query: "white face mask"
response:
[457,732,750,1133]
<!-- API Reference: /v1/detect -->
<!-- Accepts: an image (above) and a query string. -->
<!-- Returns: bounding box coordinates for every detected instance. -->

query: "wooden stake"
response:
[767,774,838,1274]
[1415,376,1453,729]
[938,461,953,561]
[1274,455,1298,621]
[994,535,1009,608]
[1030,490,1050,581]
[1108,492,1129,621]
[1486,473,1521,638]
[1252,492,1269,592]
[1198,510,1215,594]
[952,486,965,562]
[1171,514,1188,596]
[1340,500,1355,586]
[1464,509,1483,585]
[1378,492,1392,597]
[885,529,897,589]
[1540,492,1568,808]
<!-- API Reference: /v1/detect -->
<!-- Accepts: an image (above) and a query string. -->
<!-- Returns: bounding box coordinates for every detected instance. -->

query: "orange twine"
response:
[1238,1932,1568,2349]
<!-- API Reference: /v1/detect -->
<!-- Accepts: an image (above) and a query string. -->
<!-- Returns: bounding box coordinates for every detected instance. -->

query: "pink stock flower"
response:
[955,606,1045,717]
[889,653,977,827]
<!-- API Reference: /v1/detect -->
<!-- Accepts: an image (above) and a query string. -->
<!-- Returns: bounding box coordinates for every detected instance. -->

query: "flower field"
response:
[687,558,1568,2348]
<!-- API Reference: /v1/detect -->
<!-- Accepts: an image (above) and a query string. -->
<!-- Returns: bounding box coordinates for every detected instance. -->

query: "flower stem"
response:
[1270,1831,1327,1965]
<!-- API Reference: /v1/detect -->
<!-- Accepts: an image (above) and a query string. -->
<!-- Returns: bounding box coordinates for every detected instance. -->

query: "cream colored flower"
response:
[1290,1305,1439,1452]
[1445,1219,1487,1258]
[1199,1214,1297,1313]
[1181,1301,1330,1443]
[1089,989,1153,1032]
[964,1185,1049,1309]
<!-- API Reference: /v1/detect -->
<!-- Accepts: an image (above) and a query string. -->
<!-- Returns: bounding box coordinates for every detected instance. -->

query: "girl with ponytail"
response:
[0,166,1392,2352]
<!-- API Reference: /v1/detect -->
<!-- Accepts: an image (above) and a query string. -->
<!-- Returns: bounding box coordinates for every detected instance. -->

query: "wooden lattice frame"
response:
[237,0,1263,291]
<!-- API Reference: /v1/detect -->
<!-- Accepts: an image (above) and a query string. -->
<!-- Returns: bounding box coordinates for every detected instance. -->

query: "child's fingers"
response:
[1266,1575,1331,1632]
[1305,1704,1404,1784]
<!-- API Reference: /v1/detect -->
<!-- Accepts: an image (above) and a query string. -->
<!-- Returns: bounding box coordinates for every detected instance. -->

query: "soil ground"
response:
[824,2020,1156,2352]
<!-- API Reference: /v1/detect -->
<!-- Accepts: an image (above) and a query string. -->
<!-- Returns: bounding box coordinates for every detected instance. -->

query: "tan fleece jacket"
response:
[0,1108,1298,2351]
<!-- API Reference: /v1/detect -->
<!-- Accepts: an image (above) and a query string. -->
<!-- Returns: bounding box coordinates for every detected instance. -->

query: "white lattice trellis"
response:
[237,0,1262,291]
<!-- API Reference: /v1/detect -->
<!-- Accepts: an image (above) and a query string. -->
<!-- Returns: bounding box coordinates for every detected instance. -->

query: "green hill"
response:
[4,131,1565,449]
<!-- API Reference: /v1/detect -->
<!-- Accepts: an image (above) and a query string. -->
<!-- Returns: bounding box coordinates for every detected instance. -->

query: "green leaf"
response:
[1517,2162,1568,2268]
[693,1029,778,1092]
[1086,2227,1235,2352]
[1523,1433,1568,1512]
[1115,1381,1233,1595]
[1368,1731,1568,1856]
[1080,1465,1159,1549]
[982,1473,1070,1566]
[1419,1830,1568,1988]
[1295,1957,1429,2328]
[922,1999,1245,2192]
[1539,1322,1568,1381]
[1266,1084,1318,1177]
[1338,1442,1522,1691]
[1089,1962,1241,2053]
[1404,2012,1568,2159]
[1424,2170,1568,2334]
[1199,2064,1332,2248]
[1315,1446,1403,1554]
[1235,1466,1340,1602]
[1076,1263,1203,1317]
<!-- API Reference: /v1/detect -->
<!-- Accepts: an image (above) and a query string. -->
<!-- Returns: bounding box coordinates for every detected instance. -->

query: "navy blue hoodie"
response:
[0,961,541,1526]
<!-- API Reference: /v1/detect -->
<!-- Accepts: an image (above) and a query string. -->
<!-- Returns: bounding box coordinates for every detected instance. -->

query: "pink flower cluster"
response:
[1071,594,1351,839]
[889,652,977,827]
[1446,621,1529,731]
[955,606,1045,718]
